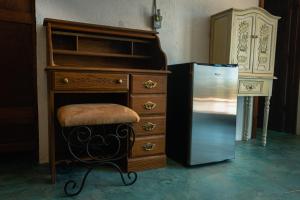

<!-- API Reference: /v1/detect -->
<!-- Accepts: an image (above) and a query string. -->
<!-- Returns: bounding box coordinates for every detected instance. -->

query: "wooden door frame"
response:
[259,0,265,8]
[0,0,38,160]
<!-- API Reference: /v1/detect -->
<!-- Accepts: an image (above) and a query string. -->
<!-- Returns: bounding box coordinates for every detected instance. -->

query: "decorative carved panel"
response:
[232,15,254,72]
[253,16,274,73]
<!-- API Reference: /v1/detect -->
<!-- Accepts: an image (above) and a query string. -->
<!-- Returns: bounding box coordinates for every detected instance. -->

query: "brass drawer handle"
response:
[143,122,157,131]
[251,35,258,39]
[144,80,157,89]
[143,143,156,151]
[116,79,123,84]
[144,101,157,110]
[63,78,69,84]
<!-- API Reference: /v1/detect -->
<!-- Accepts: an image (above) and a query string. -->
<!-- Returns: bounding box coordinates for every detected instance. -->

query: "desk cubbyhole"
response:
[52,34,77,51]
[78,37,131,55]
[133,42,153,56]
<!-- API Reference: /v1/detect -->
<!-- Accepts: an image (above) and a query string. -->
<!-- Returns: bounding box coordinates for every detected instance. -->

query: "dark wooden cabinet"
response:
[0,0,38,154]
[44,19,168,183]
[258,0,300,133]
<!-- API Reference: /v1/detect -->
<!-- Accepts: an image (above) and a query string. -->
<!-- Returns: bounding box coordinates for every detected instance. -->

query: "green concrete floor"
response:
[0,131,300,200]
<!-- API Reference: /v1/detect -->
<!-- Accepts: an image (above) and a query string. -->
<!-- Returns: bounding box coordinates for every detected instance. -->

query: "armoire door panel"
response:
[252,15,276,74]
[0,21,35,106]
[0,0,38,155]
[232,13,255,73]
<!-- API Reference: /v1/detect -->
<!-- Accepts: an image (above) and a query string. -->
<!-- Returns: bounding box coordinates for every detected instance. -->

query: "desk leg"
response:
[48,91,56,184]
[247,97,253,139]
[262,96,271,146]
[242,97,250,141]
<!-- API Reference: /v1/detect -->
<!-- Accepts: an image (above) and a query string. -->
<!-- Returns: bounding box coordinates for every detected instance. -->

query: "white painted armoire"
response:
[210,7,280,145]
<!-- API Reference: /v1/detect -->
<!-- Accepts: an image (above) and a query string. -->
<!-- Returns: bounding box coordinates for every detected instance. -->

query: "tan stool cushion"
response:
[57,103,140,127]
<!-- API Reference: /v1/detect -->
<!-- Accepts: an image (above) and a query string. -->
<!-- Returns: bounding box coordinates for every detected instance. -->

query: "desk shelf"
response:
[47,23,165,70]
[53,49,151,59]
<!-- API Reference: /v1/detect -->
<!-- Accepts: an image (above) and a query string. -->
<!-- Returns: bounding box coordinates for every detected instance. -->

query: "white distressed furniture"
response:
[210,7,280,146]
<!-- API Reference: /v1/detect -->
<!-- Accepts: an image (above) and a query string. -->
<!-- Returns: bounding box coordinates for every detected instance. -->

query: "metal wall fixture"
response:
[153,0,163,30]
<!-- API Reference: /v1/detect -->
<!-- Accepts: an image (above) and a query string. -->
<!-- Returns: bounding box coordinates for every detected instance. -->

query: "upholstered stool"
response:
[57,103,140,196]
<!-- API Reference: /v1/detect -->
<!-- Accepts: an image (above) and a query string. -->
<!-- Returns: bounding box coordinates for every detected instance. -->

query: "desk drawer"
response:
[127,155,166,171]
[130,95,166,115]
[133,116,165,136]
[238,79,272,96]
[131,75,166,94]
[131,135,165,158]
[53,72,128,91]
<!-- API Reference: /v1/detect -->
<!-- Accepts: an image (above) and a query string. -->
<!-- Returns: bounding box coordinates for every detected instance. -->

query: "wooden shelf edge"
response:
[239,75,277,80]
[46,66,171,74]
[44,18,157,38]
[53,49,151,59]
[52,31,151,44]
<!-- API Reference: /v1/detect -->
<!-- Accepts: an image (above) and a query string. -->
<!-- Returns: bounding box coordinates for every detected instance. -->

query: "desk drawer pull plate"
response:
[144,101,156,110]
[143,143,156,151]
[63,78,69,84]
[144,80,157,89]
[143,122,157,131]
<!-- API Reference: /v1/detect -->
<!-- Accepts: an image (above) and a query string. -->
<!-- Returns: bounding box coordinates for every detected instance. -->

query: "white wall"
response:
[36,0,258,163]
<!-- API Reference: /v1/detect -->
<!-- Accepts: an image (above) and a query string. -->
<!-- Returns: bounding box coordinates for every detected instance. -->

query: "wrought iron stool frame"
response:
[60,123,137,196]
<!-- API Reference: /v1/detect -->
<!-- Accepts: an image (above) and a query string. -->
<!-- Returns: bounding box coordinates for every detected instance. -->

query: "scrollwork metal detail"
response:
[61,124,137,196]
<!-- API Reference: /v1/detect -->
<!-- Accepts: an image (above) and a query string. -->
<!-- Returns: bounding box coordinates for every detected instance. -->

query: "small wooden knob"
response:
[63,78,69,84]
[116,79,123,84]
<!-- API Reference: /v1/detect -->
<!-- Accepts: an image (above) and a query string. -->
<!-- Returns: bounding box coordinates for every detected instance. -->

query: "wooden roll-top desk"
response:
[44,18,169,183]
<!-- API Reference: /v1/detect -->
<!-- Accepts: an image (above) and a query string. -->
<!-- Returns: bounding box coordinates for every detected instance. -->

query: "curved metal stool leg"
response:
[104,162,138,186]
[61,124,137,196]
[64,166,93,197]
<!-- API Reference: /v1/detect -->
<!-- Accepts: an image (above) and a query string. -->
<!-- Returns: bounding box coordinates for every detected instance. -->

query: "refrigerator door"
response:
[189,64,238,165]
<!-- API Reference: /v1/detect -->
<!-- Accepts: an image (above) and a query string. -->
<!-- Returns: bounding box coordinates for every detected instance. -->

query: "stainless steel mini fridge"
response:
[166,63,238,165]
